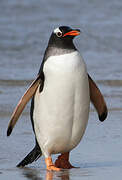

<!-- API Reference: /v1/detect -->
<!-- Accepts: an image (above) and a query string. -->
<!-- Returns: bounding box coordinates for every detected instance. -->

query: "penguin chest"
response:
[33,51,90,156]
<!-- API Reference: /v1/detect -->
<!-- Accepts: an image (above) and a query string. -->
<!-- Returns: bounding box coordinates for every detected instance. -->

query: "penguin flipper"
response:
[7,75,41,136]
[17,142,42,167]
[88,74,108,122]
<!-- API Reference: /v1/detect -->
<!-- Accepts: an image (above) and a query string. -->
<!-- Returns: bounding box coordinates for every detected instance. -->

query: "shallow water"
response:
[0,0,122,179]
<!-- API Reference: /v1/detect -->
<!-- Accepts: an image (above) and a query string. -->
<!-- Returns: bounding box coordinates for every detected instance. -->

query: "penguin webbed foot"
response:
[45,157,61,171]
[55,152,75,169]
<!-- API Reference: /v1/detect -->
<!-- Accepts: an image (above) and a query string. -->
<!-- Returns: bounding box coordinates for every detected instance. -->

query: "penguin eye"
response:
[56,31,62,37]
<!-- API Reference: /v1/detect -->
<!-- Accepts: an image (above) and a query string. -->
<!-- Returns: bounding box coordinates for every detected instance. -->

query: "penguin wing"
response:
[7,75,42,136]
[88,74,108,121]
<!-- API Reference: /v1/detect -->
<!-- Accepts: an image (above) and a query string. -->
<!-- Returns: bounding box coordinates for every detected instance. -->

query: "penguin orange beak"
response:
[63,29,80,37]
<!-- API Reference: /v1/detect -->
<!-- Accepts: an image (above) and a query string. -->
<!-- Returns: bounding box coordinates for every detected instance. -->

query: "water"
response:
[0,0,122,179]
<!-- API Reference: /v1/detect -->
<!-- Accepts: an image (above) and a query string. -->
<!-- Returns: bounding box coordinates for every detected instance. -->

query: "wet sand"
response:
[0,0,122,179]
[0,109,122,179]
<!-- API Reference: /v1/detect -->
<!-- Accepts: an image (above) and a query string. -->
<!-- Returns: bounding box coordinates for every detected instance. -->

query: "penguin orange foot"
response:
[55,152,74,169]
[45,157,61,171]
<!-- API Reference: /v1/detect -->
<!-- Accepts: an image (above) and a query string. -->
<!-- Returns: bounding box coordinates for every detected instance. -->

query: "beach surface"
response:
[0,0,122,179]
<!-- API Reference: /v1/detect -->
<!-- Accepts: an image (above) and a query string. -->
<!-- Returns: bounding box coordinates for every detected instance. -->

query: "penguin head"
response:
[53,26,80,39]
[48,26,80,49]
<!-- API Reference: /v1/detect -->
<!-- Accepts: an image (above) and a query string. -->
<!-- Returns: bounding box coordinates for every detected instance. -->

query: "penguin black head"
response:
[48,26,80,50]
[53,26,80,39]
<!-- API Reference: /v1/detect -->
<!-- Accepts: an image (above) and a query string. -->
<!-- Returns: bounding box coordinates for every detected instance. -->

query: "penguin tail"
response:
[17,144,42,167]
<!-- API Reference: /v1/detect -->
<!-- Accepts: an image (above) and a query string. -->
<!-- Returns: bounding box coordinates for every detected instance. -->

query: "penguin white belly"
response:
[33,51,90,157]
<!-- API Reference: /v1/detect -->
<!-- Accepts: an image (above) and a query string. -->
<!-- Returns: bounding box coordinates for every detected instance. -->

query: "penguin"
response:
[7,26,107,171]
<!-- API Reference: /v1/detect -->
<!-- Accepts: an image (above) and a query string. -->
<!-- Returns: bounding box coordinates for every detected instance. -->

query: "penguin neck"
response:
[48,35,76,51]
[38,36,77,78]
[44,37,77,60]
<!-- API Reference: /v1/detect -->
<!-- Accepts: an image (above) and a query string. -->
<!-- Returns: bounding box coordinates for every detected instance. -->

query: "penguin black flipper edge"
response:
[7,75,42,136]
[88,74,108,121]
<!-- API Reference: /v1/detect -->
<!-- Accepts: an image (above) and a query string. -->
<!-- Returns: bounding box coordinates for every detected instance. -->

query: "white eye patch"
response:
[54,28,61,34]
[54,28,63,37]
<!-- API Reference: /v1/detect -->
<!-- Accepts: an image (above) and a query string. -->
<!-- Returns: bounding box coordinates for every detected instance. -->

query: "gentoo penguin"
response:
[7,26,107,171]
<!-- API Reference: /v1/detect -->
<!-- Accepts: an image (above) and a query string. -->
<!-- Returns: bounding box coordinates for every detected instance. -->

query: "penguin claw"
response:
[55,159,74,169]
[47,165,61,171]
